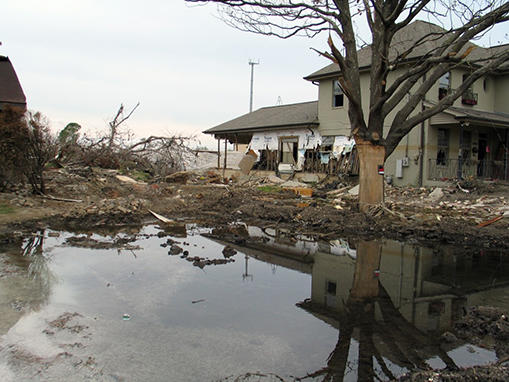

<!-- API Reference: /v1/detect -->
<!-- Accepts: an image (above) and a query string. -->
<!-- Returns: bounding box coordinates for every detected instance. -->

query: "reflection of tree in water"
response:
[0,231,55,335]
[21,232,55,309]
[298,241,459,381]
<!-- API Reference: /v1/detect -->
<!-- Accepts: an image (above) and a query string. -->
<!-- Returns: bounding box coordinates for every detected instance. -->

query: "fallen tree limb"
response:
[41,194,83,203]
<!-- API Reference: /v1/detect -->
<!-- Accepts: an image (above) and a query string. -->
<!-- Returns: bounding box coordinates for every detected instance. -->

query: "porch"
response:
[428,159,509,181]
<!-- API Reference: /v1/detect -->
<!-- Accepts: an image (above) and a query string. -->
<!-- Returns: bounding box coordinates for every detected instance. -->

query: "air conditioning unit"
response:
[402,157,410,167]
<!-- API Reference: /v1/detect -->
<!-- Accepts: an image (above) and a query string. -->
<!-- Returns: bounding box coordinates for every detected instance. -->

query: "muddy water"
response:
[0,224,508,381]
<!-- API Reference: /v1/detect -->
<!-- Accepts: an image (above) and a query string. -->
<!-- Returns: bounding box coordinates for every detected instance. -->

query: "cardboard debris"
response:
[348,185,359,196]
[238,150,258,175]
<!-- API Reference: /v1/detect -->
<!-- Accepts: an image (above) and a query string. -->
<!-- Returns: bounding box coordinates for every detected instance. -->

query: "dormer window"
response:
[333,80,344,107]
[438,72,450,100]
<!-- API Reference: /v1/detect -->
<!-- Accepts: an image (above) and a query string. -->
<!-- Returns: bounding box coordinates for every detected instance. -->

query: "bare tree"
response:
[108,102,140,148]
[185,0,509,210]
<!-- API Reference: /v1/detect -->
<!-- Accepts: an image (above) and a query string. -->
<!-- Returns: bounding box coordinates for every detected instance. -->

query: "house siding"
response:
[317,78,350,137]
[494,76,509,113]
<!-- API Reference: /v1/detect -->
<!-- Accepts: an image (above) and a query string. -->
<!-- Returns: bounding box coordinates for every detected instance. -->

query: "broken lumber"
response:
[477,215,503,228]
[148,209,175,224]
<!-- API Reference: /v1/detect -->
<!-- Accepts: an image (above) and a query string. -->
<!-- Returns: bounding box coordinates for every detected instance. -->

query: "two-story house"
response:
[204,21,509,185]
[0,55,26,112]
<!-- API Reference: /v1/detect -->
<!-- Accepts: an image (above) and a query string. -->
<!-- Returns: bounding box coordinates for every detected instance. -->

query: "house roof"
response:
[203,101,318,135]
[304,20,509,81]
[0,56,26,107]
[445,106,509,127]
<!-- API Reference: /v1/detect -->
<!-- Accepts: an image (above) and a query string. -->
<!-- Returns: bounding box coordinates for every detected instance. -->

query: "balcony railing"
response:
[428,159,508,180]
[461,89,478,105]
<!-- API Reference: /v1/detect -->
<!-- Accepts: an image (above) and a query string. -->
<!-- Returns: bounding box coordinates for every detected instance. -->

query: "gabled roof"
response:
[204,101,318,135]
[0,56,26,108]
[304,20,508,81]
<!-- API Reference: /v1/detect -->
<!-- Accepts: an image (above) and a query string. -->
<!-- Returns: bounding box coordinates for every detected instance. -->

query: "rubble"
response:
[428,187,444,201]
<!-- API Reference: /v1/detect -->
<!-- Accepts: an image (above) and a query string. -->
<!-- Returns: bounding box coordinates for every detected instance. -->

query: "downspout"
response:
[418,75,426,187]
[457,123,465,179]
[504,130,509,180]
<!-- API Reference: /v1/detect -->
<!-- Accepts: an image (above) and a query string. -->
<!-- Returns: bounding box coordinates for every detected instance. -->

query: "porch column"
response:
[457,125,464,179]
[217,138,221,169]
[223,138,228,178]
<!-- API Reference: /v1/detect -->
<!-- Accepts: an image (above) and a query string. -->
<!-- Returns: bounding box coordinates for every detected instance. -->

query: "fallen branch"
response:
[41,194,83,203]
[457,182,470,193]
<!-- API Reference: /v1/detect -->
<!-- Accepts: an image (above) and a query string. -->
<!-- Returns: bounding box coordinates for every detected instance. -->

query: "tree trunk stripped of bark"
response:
[356,140,385,212]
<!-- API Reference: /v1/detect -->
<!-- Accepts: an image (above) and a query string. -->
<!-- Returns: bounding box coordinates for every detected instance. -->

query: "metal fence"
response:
[428,159,508,181]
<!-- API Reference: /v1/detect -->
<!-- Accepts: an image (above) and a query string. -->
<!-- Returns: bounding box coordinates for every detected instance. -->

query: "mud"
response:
[1,167,509,381]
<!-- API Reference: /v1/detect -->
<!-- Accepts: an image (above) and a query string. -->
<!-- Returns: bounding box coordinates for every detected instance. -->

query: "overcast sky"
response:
[0,0,332,148]
[1,1,507,149]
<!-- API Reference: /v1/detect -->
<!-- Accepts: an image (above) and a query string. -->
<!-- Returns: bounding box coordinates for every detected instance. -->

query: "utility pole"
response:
[249,59,259,112]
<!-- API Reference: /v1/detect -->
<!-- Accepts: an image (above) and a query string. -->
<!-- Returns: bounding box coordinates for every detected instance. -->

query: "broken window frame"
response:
[332,79,344,108]
[438,72,451,100]
[279,136,298,165]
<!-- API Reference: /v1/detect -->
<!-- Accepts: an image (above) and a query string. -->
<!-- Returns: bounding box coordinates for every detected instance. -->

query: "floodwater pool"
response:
[1,224,508,381]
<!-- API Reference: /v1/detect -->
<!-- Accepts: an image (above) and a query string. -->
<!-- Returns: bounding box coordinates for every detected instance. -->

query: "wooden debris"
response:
[477,215,503,228]
[42,194,83,203]
[148,209,175,224]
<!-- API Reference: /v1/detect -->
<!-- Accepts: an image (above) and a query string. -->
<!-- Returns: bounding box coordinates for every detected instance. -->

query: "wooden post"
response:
[217,138,221,169]
[223,138,227,178]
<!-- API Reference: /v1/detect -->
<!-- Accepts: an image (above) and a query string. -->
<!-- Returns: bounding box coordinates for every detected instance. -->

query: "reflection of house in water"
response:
[209,228,509,377]
[212,227,509,333]
[310,239,509,333]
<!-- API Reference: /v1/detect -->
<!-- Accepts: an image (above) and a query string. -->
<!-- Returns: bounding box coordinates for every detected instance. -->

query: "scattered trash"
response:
[122,313,131,321]
[348,184,359,196]
[428,187,444,202]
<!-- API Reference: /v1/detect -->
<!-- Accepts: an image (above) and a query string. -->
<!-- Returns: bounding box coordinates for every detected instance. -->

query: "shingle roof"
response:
[203,101,318,135]
[446,106,509,126]
[0,56,26,107]
[304,20,508,81]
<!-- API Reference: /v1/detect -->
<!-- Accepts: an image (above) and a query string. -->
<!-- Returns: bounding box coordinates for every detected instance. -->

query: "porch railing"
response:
[428,159,508,181]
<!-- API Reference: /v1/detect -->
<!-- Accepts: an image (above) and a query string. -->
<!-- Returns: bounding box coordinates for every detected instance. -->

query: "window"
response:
[326,281,337,295]
[438,72,451,100]
[333,80,344,107]
[483,77,489,92]
[436,128,449,166]
[279,137,298,164]
[462,73,478,105]
[460,130,471,160]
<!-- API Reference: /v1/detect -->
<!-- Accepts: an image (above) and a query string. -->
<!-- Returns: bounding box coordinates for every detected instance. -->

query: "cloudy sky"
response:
[0,0,332,148]
[1,1,507,149]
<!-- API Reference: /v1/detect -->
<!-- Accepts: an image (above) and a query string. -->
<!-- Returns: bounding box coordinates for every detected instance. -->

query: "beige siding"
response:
[494,76,509,113]
[317,78,351,136]
[315,65,508,186]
